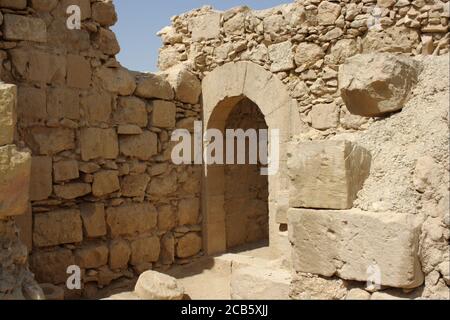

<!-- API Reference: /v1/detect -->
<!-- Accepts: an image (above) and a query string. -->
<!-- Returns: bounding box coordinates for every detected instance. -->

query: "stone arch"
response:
[201,61,303,255]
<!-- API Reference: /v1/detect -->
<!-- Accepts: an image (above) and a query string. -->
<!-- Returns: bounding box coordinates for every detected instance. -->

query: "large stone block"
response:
[135,73,174,100]
[287,140,371,210]
[339,53,421,117]
[106,203,157,238]
[66,55,91,89]
[288,208,424,289]
[178,198,200,226]
[92,1,117,26]
[17,86,47,120]
[92,170,120,197]
[75,244,109,269]
[176,232,202,258]
[165,65,201,104]
[0,0,27,9]
[121,174,150,198]
[33,209,83,247]
[0,84,16,146]
[119,131,157,161]
[109,239,131,270]
[53,159,79,182]
[54,183,91,200]
[189,12,221,41]
[268,41,295,73]
[29,156,52,201]
[150,100,176,128]
[80,203,107,238]
[80,128,119,161]
[130,236,161,265]
[47,87,80,120]
[3,14,47,43]
[81,90,112,123]
[26,127,75,155]
[134,270,184,300]
[30,249,75,284]
[95,66,136,96]
[317,1,341,25]
[0,145,31,218]
[114,97,148,127]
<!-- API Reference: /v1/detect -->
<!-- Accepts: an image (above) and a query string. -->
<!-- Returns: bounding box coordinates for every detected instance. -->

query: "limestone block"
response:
[135,73,174,100]
[30,249,75,284]
[80,128,119,161]
[339,53,421,117]
[362,27,420,54]
[114,96,148,127]
[80,203,107,238]
[92,170,120,197]
[93,28,120,56]
[33,209,83,247]
[346,288,371,300]
[3,14,47,43]
[53,159,79,182]
[147,171,177,197]
[47,87,80,120]
[165,65,201,104]
[294,42,325,69]
[95,66,136,96]
[189,12,221,41]
[160,233,175,265]
[0,145,31,218]
[66,55,91,89]
[75,244,109,269]
[268,41,295,72]
[318,1,341,25]
[0,0,27,9]
[117,125,143,135]
[17,86,47,120]
[119,131,157,161]
[176,232,202,258]
[290,272,347,300]
[288,209,424,289]
[150,100,176,128]
[131,236,161,265]
[15,205,33,251]
[54,183,91,200]
[287,140,371,210]
[0,84,16,146]
[82,90,112,123]
[109,239,131,270]
[158,205,177,231]
[325,39,358,65]
[92,1,117,26]
[121,174,150,198]
[29,156,52,201]
[30,0,58,12]
[231,265,291,300]
[134,271,184,300]
[178,198,200,226]
[26,127,75,155]
[310,103,339,130]
[106,203,157,238]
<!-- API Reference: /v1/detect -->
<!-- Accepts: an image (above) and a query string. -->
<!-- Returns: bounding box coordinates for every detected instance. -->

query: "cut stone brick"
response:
[80,128,119,161]
[189,12,221,41]
[95,66,136,96]
[0,0,27,9]
[92,170,120,197]
[109,239,131,270]
[151,100,176,128]
[0,145,31,218]
[47,87,80,120]
[0,84,16,146]
[26,127,75,156]
[3,14,47,43]
[29,156,53,201]
[80,203,107,238]
[75,244,109,269]
[119,131,158,161]
[176,232,202,258]
[53,159,79,182]
[165,64,202,104]
[130,236,161,265]
[268,41,295,73]
[54,183,91,200]
[106,203,157,238]
[17,86,47,120]
[114,96,148,127]
[67,55,92,89]
[82,90,112,123]
[33,209,83,247]
[287,140,371,210]
[288,208,424,289]
[178,198,200,226]
[121,174,150,198]
[30,249,75,284]
[135,73,174,100]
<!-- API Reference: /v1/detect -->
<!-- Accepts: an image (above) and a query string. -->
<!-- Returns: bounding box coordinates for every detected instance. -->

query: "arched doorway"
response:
[201,61,304,256]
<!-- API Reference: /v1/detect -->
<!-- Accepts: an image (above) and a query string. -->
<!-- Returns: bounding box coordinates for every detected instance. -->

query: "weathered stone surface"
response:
[3,14,47,43]
[318,1,341,25]
[47,87,80,120]
[325,39,358,65]
[17,86,47,120]
[134,271,184,300]
[0,84,16,146]
[0,145,31,218]
[131,236,161,265]
[362,27,420,54]
[189,12,221,41]
[160,233,175,265]
[109,239,131,270]
[150,100,176,128]
[288,209,424,289]
[290,272,347,300]
[53,160,79,182]
[339,53,421,117]
[268,41,295,72]
[92,170,120,197]
[95,66,136,96]
[80,203,107,238]
[92,1,117,26]
[165,65,201,104]
[33,209,83,247]
[26,127,75,156]
[75,244,109,269]
[232,265,291,300]
[0,0,27,9]
[346,288,371,300]
[119,132,158,161]
[294,43,324,70]
[106,203,157,237]
[413,156,441,193]
[30,0,58,12]
[117,125,143,135]
[82,90,112,123]
[29,156,52,201]
[30,249,75,284]
[287,140,371,210]
[178,198,200,226]
[67,55,91,89]
[80,128,119,161]
[94,28,120,55]
[310,102,339,130]
[176,233,202,258]
[114,97,148,127]
[147,171,177,197]
[121,174,150,198]
[158,205,177,231]
[135,73,174,100]
[54,183,91,200]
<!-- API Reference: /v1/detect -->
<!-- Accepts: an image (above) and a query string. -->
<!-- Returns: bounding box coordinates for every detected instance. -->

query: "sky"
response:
[112,0,289,72]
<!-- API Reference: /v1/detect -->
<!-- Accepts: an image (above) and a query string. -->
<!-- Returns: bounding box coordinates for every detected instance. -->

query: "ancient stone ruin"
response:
[0,0,449,300]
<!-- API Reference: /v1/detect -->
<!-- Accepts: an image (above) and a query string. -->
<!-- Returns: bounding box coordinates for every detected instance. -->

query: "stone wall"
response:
[0,0,203,298]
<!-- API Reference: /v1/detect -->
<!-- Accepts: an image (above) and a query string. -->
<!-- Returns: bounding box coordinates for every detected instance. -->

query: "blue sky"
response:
[112,0,288,72]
